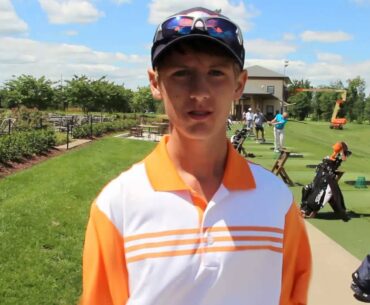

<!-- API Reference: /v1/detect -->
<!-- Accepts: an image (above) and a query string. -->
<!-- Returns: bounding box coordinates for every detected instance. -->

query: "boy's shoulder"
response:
[96,162,147,203]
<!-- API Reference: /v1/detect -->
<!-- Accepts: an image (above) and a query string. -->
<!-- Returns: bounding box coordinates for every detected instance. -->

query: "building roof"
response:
[246,65,288,79]
[241,91,280,101]
[242,87,275,95]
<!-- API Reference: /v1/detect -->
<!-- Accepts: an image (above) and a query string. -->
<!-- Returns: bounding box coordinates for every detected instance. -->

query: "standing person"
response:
[242,110,246,123]
[270,111,289,152]
[79,7,311,305]
[245,107,254,131]
[253,108,266,142]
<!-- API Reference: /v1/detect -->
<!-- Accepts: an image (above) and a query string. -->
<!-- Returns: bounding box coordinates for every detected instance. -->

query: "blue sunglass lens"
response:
[205,18,237,40]
[162,17,193,37]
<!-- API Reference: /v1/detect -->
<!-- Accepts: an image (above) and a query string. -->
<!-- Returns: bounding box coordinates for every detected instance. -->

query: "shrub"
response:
[72,119,137,139]
[0,129,56,163]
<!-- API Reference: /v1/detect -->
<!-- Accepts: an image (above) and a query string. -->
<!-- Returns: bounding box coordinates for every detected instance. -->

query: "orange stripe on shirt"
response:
[125,235,283,253]
[127,244,283,263]
[125,225,283,243]
[124,228,201,242]
[208,226,284,234]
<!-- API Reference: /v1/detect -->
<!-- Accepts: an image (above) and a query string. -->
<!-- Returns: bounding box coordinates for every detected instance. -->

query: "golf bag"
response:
[351,254,370,302]
[300,142,351,221]
[231,128,248,155]
[230,128,255,158]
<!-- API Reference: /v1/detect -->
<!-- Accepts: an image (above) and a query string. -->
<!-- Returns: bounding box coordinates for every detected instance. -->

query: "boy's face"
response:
[149,46,247,141]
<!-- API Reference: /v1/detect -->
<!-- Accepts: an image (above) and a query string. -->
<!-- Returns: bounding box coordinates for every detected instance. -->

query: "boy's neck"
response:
[166,133,228,202]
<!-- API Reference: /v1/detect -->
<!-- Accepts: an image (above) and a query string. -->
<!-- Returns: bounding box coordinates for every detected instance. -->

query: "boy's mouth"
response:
[188,111,212,120]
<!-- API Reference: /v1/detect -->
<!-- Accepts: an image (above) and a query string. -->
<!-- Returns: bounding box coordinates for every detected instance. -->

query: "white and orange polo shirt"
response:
[80,135,311,305]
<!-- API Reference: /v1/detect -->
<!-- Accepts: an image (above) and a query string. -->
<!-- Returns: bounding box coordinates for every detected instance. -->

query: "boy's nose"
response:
[189,74,210,101]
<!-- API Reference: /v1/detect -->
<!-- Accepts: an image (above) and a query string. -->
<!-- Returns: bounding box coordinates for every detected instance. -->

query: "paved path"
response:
[55,139,91,150]
[305,222,361,305]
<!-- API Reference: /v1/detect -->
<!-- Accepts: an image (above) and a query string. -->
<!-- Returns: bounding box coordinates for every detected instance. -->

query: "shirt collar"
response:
[144,135,256,192]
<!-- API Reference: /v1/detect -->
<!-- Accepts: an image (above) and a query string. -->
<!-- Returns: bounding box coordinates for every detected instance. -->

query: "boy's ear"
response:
[148,69,162,100]
[233,69,248,100]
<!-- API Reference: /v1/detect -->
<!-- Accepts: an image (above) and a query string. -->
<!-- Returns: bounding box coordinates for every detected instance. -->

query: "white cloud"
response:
[300,30,352,43]
[1,36,369,94]
[316,52,343,63]
[63,30,79,36]
[112,0,131,4]
[38,0,104,24]
[245,58,370,94]
[245,59,293,76]
[351,0,370,5]
[246,39,297,59]
[282,33,295,41]
[0,37,150,89]
[0,0,28,35]
[148,0,259,32]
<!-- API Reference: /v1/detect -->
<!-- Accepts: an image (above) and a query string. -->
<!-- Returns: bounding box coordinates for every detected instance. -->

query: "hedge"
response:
[72,119,137,139]
[0,129,56,163]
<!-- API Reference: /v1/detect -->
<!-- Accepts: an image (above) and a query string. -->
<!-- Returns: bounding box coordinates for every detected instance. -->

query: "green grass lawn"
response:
[233,120,370,259]
[0,121,370,304]
[0,137,155,305]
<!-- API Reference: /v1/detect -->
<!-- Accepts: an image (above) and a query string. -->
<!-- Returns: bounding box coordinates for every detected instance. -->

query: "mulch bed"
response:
[0,148,64,179]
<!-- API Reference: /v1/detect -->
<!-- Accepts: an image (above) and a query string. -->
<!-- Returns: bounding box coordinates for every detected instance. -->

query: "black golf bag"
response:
[230,128,255,158]
[231,128,248,155]
[351,254,370,302]
[300,156,349,220]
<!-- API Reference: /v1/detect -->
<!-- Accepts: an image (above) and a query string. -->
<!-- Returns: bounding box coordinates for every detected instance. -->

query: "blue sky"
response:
[1,0,370,94]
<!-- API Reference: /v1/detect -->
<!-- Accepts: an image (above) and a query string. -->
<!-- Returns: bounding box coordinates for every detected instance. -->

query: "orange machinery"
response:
[296,88,347,129]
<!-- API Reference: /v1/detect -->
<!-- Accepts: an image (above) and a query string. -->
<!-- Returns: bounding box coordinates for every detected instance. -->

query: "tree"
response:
[103,83,132,113]
[287,79,312,120]
[1,75,55,109]
[364,96,370,123]
[64,75,95,113]
[288,93,311,120]
[345,77,366,122]
[131,86,158,113]
[64,75,134,113]
[0,88,5,108]
[317,92,338,121]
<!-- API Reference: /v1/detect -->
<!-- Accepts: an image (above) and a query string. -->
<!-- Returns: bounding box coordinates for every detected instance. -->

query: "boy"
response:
[80,7,311,305]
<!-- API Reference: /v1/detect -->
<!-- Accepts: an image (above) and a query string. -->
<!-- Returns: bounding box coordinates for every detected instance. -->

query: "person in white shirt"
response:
[245,107,254,130]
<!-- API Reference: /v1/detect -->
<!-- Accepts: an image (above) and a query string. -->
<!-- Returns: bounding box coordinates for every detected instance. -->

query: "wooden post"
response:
[271,150,294,186]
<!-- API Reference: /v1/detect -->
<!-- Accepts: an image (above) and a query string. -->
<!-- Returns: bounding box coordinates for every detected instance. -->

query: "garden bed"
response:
[0,148,63,179]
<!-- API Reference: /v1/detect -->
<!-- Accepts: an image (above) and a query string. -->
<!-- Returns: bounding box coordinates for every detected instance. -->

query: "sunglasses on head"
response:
[153,15,243,46]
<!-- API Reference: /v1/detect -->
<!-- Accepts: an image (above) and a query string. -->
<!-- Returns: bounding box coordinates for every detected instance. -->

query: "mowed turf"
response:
[234,120,370,259]
[0,138,155,305]
[0,121,369,304]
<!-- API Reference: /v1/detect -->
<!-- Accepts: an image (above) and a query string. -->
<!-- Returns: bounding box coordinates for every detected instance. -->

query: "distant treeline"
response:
[287,78,370,123]
[0,74,163,114]
[1,74,370,123]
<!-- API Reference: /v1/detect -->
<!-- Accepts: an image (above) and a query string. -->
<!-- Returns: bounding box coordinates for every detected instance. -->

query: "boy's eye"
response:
[209,69,225,76]
[172,70,191,77]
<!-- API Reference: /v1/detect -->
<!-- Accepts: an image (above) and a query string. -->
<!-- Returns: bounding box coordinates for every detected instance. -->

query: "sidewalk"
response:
[55,139,92,150]
[305,221,361,305]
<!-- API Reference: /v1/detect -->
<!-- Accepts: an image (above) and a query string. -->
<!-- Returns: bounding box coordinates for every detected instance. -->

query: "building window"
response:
[266,85,275,94]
